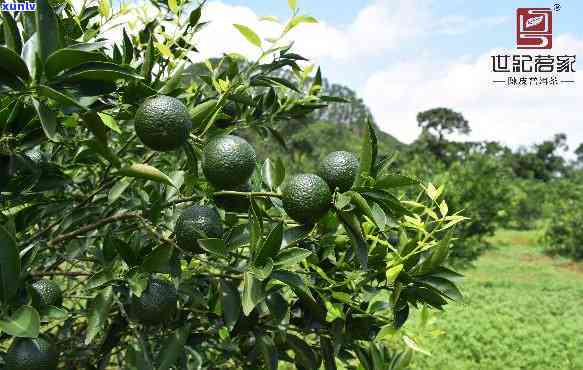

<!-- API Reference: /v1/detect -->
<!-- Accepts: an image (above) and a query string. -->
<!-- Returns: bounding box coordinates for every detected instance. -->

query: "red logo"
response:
[516,8,552,49]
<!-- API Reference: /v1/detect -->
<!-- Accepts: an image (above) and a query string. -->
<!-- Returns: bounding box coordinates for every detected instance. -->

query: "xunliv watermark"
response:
[0,2,37,12]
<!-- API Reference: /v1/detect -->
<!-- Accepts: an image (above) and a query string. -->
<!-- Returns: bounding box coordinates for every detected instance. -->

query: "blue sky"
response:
[181,0,583,152]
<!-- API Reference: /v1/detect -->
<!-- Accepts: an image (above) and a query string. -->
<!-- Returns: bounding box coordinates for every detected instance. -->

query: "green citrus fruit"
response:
[318,151,359,192]
[31,280,63,309]
[174,205,224,252]
[214,182,251,212]
[134,95,192,152]
[130,278,177,325]
[5,336,58,370]
[202,135,256,188]
[282,174,332,225]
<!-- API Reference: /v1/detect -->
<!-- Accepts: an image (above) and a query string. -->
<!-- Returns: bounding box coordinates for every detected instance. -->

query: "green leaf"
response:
[142,34,155,81]
[233,24,262,48]
[403,335,431,356]
[156,42,173,58]
[0,45,30,81]
[0,306,40,338]
[407,286,447,309]
[158,324,191,370]
[275,247,312,267]
[85,287,113,345]
[287,334,319,370]
[311,67,322,95]
[265,291,288,323]
[85,139,122,168]
[98,0,111,17]
[242,272,264,316]
[197,238,228,257]
[288,0,297,11]
[337,210,368,270]
[32,98,59,141]
[189,5,202,26]
[81,111,109,145]
[59,62,144,82]
[108,178,132,203]
[97,113,121,134]
[37,84,87,110]
[261,158,285,189]
[116,164,176,188]
[141,246,174,273]
[45,49,108,78]
[386,264,403,284]
[21,34,40,81]
[255,222,283,266]
[128,272,148,297]
[355,118,378,187]
[320,335,337,370]
[2,11,22,54]
[259,16,280,23]
[348,191,376,224]
[283,15,318,34]
[42,306,68,320]
[166,170,185,201]
[371,203,387,230]
[159,62,186,94]
[249,258,273,281]
[219,280,241,328]
[35,0,60,63]
[257,335,278,370]
[429,266,464,282]
[168,0,178,14]
[0,223,20,303]
[417,276,463,301]
[360,189,410,217]
[271,270,312,299]
[249,199,262,251]
[86,269,115,290]
[428,229,452,269]
[375,173,419,189]
[122,28,133,64]
[282,227,309,247]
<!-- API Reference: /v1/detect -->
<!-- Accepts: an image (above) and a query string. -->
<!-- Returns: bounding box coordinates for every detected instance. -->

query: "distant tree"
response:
[511,133,568,181]
[417,108,470,141]
[575,143,583,166]
[415,108,470,162]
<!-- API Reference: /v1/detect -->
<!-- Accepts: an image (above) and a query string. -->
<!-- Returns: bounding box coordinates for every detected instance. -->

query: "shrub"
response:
[543,177,583,260]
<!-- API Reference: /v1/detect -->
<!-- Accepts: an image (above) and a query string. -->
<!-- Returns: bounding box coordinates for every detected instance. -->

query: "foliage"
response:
[0,1,464,368]
[509,133,569,181]
[411,230,583,369]
[415,108,470,163]
[504,180,545,230]
[405,150,512,264]
[543,176,583,260]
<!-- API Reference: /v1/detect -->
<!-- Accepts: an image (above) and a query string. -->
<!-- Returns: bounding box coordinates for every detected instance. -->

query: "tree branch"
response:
[213,191,282,198]
[30,271,91,277]
[47,213,140,246]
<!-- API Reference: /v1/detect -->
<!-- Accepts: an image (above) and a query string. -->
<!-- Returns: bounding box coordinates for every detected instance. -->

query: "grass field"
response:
[410,229,583,370]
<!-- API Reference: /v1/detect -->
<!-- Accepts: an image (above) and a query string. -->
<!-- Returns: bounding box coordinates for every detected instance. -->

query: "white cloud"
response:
[193,0,501,62]
[434,15,509,36]
[360,34,583,153]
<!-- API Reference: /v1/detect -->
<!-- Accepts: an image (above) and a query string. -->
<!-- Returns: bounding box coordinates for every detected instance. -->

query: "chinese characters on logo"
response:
[490,7,576,87]
[491,55,576,87]
[516,8,552,49]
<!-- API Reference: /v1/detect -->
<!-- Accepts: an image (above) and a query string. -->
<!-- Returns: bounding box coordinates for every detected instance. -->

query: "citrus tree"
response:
[0,0,465,368]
